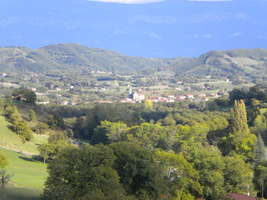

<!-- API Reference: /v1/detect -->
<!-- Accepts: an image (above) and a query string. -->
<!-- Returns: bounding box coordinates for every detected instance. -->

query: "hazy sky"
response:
[0,0,266,57]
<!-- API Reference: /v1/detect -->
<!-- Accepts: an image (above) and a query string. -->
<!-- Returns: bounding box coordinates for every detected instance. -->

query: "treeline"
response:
[43,142,254,200]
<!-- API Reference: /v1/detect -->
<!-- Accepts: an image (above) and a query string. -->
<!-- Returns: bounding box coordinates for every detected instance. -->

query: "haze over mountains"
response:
[1,43,267,82]
[1,0,267,57]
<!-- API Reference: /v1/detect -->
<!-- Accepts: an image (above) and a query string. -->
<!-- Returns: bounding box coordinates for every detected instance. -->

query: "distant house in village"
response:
[128,88,145,103]
[226,193,258,200]
[36,101,50,105]
[132,92,145,102]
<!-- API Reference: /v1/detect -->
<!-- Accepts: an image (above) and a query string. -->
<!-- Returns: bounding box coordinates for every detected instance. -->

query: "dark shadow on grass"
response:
[18,155,43,163]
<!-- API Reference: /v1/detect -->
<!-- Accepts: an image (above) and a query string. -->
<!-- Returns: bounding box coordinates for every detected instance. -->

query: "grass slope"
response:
[0,115,48,200]
[0,116,48,155]
[0,148,47,200]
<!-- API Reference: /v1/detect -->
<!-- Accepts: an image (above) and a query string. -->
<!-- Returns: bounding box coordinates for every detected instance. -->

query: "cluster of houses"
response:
[120,89,222,104]
[148,93,221,103]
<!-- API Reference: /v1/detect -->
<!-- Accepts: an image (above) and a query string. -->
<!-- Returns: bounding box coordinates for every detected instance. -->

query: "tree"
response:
[38,132,72,163]
[32,122,49,134]
[251,114,267,142]
[110,142,168,200]
[226,100,256,160]
[248,87,266,102]
[11,120,33,142]
[38,144,57,164]
[144,100,153,110]
[254,161,267,198]
[229,89,248,103]
[0,98,5,114]
[43,145,127,200]
[230,100,249,134]
[160,115,176,126]
[0,154,11,189]
[91,121,128,145]
[4,105,21,123]
[126,122,177,151]
[184,145,225,200]
[47,115,65,129]
[223,156,253,194]
[0,170,12,189]
[12,88,37,104]
[0,154,7,169]
[29,109,37,121]
[254,134,267,164]
[155,150,202,200]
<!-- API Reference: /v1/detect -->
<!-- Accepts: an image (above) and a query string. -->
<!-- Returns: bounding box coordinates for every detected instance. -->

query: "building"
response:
[128,88,145,103]
[132,92,145,102]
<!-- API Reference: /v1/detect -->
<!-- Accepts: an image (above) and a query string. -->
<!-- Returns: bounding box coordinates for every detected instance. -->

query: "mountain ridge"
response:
[0,43,267,82]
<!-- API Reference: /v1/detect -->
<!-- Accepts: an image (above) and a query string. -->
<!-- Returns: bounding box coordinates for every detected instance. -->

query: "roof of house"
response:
[227,193,257,200]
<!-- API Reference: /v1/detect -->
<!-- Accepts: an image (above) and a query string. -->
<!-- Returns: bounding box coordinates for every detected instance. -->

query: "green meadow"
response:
[0,116,48,200]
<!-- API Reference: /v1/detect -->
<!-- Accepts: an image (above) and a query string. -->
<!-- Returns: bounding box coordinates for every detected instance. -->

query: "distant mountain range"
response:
[1,43,267,82]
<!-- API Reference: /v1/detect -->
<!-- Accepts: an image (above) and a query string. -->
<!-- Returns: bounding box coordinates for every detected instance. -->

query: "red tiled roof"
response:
[227,193,257,200]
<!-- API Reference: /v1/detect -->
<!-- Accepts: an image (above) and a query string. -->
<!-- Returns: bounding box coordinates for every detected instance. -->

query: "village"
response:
[0,71,235,105]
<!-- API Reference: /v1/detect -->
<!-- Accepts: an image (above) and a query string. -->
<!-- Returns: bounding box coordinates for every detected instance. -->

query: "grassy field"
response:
[0,116,48,155]
[0,115,48,200]
[0,148,47,200]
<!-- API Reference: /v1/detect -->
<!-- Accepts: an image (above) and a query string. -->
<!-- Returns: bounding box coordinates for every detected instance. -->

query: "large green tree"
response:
[155,150,202,200]
[184,145,225,200]
[12,88,37,104]
[38,132,72,163]
[43,145,127,200]
[11,119,33,142]
[91,121,128,145]
[111,142,169,200]
[223,156,253,194]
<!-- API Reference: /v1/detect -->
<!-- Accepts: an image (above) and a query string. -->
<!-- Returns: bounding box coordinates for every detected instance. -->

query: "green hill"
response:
[0,44,177,73]
[1,43,267,82]
[185,49,267,80]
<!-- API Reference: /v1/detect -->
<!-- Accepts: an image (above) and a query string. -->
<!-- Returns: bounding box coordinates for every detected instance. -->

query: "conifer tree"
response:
[227,100,256,159]
[230,100,249,134]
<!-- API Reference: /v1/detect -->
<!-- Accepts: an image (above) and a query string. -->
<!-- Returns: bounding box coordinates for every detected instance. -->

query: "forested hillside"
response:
[1,44,267,82]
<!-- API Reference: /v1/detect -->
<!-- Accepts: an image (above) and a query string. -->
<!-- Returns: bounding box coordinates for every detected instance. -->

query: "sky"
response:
[0,0,266,57]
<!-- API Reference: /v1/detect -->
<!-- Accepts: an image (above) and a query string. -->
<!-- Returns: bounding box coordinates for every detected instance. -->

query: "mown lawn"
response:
[0,148,48,200]
[0,115,48,199]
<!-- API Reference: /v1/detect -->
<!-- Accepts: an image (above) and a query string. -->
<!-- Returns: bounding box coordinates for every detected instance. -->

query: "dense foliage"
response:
[3,86,267,199]
[42,86,267,200]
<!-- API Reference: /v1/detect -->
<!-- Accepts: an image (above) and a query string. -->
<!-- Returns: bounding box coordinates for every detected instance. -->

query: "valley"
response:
[0,44,265,104]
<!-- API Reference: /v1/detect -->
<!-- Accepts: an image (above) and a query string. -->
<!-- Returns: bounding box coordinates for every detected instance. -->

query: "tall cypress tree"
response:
[230,100,249,134]
[228,100,256,159]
